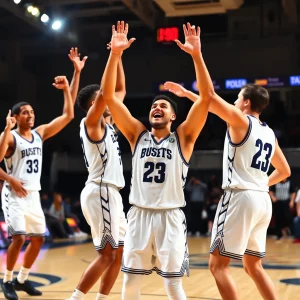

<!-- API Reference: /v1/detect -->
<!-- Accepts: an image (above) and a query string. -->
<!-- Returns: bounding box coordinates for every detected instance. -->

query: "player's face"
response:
[149,100,175,129]
[16,105,35,129]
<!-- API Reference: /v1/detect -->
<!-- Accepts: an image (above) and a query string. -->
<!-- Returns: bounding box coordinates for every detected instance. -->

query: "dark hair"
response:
[11,102,31,115]
[152,95,177,114]
[77,84,100,112]
[241,84,269,113]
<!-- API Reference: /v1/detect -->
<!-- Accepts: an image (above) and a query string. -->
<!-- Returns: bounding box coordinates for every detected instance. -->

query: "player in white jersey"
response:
[165,54,290,300]
[101,21,211,300]
[67,54,127,300]
[0,59,82,299]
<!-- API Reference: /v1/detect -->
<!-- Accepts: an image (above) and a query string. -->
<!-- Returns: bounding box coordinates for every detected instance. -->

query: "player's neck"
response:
[151,127,171,140]
[243,109,260,120]
[16,127,32,138]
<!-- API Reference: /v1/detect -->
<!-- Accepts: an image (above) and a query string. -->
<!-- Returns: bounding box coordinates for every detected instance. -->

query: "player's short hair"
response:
[152,95,177,114]
[11,102,31,115]
[77,84,100,112]
[241,84,269,113]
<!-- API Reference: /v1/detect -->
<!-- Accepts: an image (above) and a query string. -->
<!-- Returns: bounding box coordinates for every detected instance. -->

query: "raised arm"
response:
[268,140,291,186]
[115,56,126,102]
[35,76,74,141]
[0,110,16,161]
[175,24,211,147]
[102,21,145,149]
[68,47,88,103]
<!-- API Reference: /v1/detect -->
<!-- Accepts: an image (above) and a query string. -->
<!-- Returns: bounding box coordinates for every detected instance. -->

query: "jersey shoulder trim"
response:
[174,131,190,167]
[33,129,43,141]
[13,130,35,144]
[132,130,148,157]
[83,121,107,144]
[227,115,252,147]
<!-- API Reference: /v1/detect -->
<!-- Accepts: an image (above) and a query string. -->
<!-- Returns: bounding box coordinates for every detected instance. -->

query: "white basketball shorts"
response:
[210,189,272,259]
[80,182,127,251]
[121,206,189,278]
[1,183,46,237]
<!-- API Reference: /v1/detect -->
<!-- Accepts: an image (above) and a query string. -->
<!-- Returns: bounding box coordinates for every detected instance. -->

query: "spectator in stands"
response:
[269,178,296,240]
[186,176,208,236]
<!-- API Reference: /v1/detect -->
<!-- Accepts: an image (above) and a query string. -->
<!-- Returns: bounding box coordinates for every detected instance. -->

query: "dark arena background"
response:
[0,0,300,299]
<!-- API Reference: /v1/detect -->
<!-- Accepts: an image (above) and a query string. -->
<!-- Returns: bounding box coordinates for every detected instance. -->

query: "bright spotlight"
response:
[52,20,62,31]
[27,5,33,13]
[41,14,49,23]
[13,0,22,4]
[31,7,40,17]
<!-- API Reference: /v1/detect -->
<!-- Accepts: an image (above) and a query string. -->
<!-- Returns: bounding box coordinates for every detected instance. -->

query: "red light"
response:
[157,27,179,43]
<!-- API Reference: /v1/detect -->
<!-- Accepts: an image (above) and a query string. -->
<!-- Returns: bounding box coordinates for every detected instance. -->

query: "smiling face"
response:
[15,105,35,129]
[149,99,176,129]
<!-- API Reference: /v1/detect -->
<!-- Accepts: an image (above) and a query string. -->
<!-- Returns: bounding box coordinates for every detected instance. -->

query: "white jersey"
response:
[79,118,125,188]
[5,130,43,191]
[222,115,276,192]
[129,131,189,209]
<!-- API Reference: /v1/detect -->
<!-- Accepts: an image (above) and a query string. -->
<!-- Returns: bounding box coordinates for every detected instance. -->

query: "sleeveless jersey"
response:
[222,115,276,192]
[79,118,124,188]
[5,130,43,191]
[129,131,189,209]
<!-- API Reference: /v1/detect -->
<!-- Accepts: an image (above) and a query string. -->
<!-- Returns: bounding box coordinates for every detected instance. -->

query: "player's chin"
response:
[150,120,166,129]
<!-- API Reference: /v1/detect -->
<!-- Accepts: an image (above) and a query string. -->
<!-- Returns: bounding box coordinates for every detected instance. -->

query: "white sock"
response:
[70,288,85,300]
[96,293,108,300]
[3,270,13,283]
[17,266,30,284]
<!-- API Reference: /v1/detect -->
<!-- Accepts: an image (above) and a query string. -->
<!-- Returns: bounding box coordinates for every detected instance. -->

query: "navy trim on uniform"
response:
[248,115,267,127]
[174,131,190,167]
[132,130,147,157]
[150,133,170,145]
[84,121,107,144]
[34,129,43,141]
[4,134,16,159]
[227,116,252,147]
[244,249,266,258]
[14,130,35,143]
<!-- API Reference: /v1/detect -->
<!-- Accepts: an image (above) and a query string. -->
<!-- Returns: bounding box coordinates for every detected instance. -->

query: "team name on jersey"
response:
[21,147,42,158]
[140,147,172,159]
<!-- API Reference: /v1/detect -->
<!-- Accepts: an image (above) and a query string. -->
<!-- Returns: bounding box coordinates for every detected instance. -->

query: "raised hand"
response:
[8,177,27,198]
[6,110,16,130]
[175,23,201,56]
[53,76,69,90]
[164,82,187,97]
[68,47,88,72]
[110,21,135,55]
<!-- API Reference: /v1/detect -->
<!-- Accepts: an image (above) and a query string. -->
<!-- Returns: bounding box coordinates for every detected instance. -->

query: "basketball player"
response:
[0,75,75,300]
[101,21,211,300]
[67,54,127,300]
[164,37,291,300]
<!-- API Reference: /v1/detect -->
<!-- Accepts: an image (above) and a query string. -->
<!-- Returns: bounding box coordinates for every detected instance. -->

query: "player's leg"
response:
[155,209,188,299]
[121,207,153,300]
[99,202,127,296]
[243,255,277,300]
[243,192,278,300]
[14,191,45,296]
[1,186,27,299]
[209,190,252,300]
[209,250,238,300]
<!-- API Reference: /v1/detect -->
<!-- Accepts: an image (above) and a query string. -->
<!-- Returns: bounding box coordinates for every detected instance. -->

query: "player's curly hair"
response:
[77,84,100,112]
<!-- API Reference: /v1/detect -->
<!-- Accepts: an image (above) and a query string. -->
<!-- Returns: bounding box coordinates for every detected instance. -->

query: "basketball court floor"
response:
[0,237,299,299]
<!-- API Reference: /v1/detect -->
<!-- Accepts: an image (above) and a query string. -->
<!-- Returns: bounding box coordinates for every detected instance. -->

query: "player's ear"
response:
[171,114,176,121]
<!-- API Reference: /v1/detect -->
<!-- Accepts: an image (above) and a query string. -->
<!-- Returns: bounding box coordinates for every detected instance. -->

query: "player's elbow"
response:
[280,165,291,179]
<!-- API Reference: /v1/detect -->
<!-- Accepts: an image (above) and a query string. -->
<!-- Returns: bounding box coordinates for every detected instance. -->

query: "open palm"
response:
[175,23,201,56]
[68,47,87,72]
[164,81,187,97]
[111,21,135,54]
